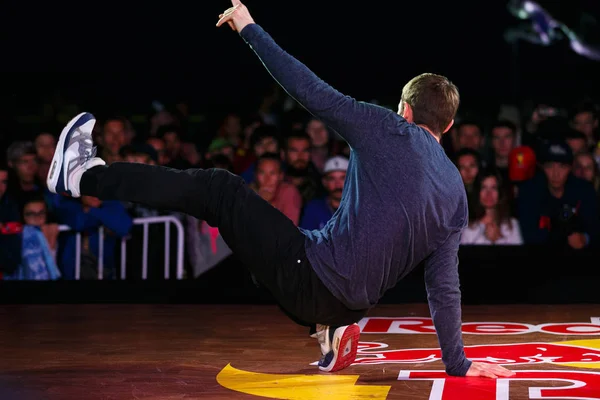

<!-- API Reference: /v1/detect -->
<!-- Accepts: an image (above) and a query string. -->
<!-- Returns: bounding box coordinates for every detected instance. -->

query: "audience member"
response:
[305,117,331,173]
[55,195,133,279]
[98,117,127,164]
[489,120,517,183]
[455,148,482,203]
[282,129,324,205]
[241,124,281,183]
[4,193,61,280]
[250,153,302,225]
[456,120,485,155]
[518,140,599,250]
[3,89,600,281]
[0,161,22,278]
[461,169,523,245]
[300,156,348,230]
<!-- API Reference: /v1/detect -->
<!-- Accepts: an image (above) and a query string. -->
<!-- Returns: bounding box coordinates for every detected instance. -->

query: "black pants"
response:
[81,162,368,326]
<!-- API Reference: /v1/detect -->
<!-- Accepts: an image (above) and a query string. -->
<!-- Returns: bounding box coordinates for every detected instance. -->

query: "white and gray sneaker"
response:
[46,112,106,198]
[311,323,360,372]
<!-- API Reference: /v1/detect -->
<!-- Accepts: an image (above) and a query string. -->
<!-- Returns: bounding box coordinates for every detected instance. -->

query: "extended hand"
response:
[216,0,255,33]
[466,361,516,379]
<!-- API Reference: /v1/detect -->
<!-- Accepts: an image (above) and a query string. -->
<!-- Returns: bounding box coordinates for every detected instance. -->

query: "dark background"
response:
[2,0,600,119]
[1,1,599,304]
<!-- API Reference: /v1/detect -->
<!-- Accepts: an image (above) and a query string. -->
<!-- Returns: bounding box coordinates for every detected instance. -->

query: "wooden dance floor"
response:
[1,303,600,399]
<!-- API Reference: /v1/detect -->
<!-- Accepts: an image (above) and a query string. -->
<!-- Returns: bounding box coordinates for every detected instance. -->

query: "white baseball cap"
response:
[323,156,349,174]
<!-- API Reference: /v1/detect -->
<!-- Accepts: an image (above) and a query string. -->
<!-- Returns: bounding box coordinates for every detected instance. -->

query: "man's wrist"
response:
[238,21,256,35]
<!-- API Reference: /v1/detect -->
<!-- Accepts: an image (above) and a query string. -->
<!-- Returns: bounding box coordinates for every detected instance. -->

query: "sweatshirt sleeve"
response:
[239,24,399,150]
[423,229,472,376]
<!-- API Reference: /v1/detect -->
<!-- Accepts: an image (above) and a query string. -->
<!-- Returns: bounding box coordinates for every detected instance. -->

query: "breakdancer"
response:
[46,0,514,378]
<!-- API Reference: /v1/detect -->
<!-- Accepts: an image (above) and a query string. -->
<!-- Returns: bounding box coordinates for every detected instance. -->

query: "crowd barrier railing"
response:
[58,216,185,280]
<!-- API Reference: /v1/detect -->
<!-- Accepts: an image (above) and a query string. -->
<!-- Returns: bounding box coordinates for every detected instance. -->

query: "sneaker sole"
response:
[46,112,94,195]
[319,324,360,372]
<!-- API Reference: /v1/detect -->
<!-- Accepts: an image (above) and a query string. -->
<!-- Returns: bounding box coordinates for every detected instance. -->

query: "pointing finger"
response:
[231,0,241,5]
[216,14,232,27]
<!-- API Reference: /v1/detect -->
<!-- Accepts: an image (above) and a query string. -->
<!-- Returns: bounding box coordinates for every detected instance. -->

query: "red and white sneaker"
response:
[311,323,360,372]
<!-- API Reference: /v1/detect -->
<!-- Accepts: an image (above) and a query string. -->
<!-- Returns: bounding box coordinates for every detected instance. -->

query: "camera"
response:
[559,204,576,222]
[555,204,580,236]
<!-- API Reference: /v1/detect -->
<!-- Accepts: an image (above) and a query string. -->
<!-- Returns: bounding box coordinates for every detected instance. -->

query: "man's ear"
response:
[401,102,414,123]
[443,119,455,134]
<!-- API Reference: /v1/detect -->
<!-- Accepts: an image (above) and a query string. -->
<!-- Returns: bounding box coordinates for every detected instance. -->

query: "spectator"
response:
[215,112,243,148]
[146,137,170,166]
[250,153,302,225]
[150,108,179,137]
[461,169,523,245]
[206,137,235,165]
[518,140,600,250]
[98,117,127,165]
[300,156,348,230]
[573,151,600,210]
[573,152,600,192]
[0,161,22,278]
[4,193,61,280]
[157,125,192,170]
[564,128,588,155]
[489,120,517,183]
[5,141,54,213]
[305,117,331,173]
[232,115,263,174]
[282,129,324,205]
[456,120,485,154]
[241,124,281,183]
[119,143,159,165]
[180,142,203,167]
[508,145,538,215]
[55,195,133,279]
[454,148,482,201]
[570,102,598,149]
[22,194,59,260]
[34,132,56,185]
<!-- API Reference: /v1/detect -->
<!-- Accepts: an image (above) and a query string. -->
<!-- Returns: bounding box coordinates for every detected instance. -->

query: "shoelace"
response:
[315,330,326,346]
[313,325,331,355]
[79,138,97,164]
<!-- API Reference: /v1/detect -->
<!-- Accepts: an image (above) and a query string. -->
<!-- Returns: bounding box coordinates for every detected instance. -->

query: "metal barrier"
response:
[58,216,185,280]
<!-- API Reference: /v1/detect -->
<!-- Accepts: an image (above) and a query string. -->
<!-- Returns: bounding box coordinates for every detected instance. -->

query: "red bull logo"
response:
[354,340,600,367]
[359,317,600,336]
[399,370,600,400]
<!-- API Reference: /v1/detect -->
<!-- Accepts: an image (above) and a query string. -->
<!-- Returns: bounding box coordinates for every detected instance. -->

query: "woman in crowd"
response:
[461,169,523,245]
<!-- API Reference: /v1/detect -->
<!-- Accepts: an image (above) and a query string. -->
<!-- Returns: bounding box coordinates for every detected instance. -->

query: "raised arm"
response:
[217,1,399,150]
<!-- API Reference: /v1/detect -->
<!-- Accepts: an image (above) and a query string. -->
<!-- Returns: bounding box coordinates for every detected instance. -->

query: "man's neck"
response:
[482,209,497,224]
[549,186,564,199]
[418,124,440,143]
[20,181,35,192]
[327,196,340,211]
[495,156,508,168]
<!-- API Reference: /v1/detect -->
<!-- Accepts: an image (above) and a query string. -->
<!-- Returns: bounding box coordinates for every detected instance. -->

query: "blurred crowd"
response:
[1,86,599,280]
